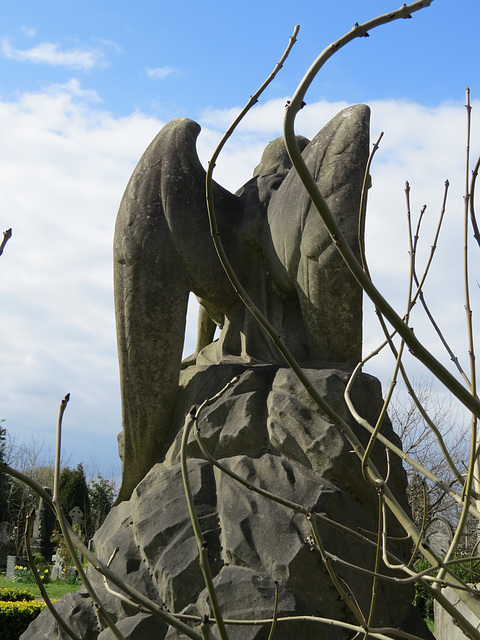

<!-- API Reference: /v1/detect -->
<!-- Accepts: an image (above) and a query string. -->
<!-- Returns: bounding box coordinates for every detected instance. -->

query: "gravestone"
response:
[6,554,17,580]
[424,517,454,558]
[30,487,55,561]
[69,506,84,529]
[51,552,64,581]
[0,521,10,566]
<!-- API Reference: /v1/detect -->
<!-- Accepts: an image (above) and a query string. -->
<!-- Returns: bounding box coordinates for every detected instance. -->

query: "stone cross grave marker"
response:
[69,506,84,528]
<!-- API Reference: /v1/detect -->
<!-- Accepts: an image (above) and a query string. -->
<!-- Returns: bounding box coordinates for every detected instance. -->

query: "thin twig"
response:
[345,357,473,515]
[469,152,480,247]
[361,181,457,489]
[25,511,82,640]
[407,479,429,568]
[308,513,367,628]
[366,491,383,631]
[266,581,279,640]
[181,380,240,640]
[358,132,383,275]
[205,25,301,369]
[224,614,429,640]
[437,88,479,585]
[101,548,152,614]
[200,615,213,640]
[283,0,480,433]
[411,180,473,385]
[51,394,127,640]
[0,228,12,256]
[53,393,69,503]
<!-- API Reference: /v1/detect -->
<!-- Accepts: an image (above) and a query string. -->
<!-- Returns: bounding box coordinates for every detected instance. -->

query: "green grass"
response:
[425,618,434,634]
[0,575,82,600]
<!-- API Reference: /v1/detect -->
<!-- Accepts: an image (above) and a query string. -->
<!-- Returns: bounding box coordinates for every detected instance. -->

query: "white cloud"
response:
[0,82,164,471]
[46,78,103,103]
[1,85,478,474]
[146,66,181,79]
[20,26,36,37]
[201,98,351,138]
[0,39,106,70]
[94,38,123,55]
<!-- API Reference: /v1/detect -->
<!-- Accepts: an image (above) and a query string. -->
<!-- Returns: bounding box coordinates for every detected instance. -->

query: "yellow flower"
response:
[44,569,48,573]
[14,565,19,570]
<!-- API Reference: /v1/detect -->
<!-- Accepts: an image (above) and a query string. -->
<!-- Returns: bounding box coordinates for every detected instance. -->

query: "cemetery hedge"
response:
[0,586,34,601]
[0,586,45,640]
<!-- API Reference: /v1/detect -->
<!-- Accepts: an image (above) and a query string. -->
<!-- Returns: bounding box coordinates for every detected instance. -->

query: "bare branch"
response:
[0,228,12,256]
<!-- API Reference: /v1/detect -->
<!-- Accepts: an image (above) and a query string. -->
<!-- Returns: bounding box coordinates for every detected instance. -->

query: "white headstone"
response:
[424,517,453,557]
[6,555,17,580]
[51,552,64,581]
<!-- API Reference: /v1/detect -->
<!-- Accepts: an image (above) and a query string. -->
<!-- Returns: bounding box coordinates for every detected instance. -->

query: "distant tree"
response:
[88,474,116,536]
[1,431,57,556]
[59,463,90,530]
[390,382,469,539]
[4,465,56,557]
[0,421,9,522]
[2,429,115,552]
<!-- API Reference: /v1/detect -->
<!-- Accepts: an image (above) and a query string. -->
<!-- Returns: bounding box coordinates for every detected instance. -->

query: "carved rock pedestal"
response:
[21,364,432,640]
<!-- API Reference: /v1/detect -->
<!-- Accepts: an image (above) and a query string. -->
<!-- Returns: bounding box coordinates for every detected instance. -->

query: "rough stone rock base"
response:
[21,364,433,640]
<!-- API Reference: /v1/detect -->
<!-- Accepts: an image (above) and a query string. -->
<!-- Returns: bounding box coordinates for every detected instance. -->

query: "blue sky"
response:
[0,0,479,480]
[1,1,478,115]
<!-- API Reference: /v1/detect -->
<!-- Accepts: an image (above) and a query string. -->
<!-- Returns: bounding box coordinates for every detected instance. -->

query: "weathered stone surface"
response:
[98,613,167,640]
[22,365,433,640]
[113,106,370,502]
[434,586,479,640]
[20,591,99,640]
[165,567,298,640]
